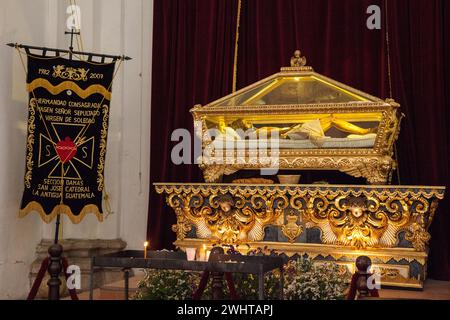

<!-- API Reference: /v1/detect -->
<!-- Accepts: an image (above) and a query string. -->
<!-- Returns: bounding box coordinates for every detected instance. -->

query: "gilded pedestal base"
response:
[155,183,445,289]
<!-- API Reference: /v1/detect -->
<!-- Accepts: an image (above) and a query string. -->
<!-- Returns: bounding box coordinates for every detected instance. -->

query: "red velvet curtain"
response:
[386,0,450,280]
[149,0,450,280]
[148,0,239,249]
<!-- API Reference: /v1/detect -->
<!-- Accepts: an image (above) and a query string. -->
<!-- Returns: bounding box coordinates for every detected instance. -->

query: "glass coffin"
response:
[191,55,402,184]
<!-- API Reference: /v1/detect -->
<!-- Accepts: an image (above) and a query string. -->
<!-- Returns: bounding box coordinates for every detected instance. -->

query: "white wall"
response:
[0,0,152,298]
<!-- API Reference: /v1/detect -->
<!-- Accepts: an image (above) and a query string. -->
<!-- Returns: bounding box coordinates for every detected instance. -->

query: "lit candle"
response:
[144,241,149,259]
[202,244,207,261]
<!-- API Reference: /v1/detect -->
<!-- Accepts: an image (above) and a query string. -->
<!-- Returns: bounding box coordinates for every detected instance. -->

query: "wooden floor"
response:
[73,276,450,300]
[378,279,450,300]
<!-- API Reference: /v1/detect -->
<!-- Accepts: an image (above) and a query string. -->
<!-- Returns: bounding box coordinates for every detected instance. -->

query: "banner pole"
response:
[49,28,77,298]
[52,29,77,245]
[6,43,131,61]
[54,216,61,244]
[64,28,79,61]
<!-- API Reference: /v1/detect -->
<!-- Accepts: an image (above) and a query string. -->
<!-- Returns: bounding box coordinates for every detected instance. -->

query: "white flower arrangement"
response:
[134,269,198,300]
[283,258,348,300]
[134,256,348,300]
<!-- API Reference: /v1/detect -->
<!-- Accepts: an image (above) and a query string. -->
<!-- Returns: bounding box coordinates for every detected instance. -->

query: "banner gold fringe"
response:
[19,201,103,224]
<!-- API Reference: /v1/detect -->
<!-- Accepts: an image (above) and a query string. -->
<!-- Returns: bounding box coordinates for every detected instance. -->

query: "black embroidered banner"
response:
[19,55,116,223]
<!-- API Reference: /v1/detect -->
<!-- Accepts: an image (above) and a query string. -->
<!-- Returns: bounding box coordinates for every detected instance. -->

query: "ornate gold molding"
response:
[155,183,444,252]
[200,156,395,184]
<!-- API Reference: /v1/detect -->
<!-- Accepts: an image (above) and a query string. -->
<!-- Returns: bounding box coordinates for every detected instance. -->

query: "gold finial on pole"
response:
[290,49,307,67]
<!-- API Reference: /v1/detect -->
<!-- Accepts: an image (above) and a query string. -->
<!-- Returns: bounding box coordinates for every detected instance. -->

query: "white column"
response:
[0,0,49,299]
[118,0,152,249]
[0,0,153,298]
[57,0,153,245]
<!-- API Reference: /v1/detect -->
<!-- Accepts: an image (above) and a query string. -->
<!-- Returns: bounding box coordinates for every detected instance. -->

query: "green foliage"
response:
[233,271,282,300]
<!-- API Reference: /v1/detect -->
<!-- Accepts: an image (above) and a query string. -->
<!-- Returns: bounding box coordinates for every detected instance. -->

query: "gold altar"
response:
[191,55,402,184]
[155,183,445,288]
[156,52,445,289]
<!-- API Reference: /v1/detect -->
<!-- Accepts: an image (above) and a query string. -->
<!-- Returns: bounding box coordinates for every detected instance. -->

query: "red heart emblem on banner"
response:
[56,137,77,163]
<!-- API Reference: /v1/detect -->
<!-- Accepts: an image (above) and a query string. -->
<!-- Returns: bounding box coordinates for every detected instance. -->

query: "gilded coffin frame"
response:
[191,67,402,184]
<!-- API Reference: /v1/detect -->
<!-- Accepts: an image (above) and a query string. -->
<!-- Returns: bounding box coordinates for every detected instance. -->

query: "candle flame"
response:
[144,241,149,247]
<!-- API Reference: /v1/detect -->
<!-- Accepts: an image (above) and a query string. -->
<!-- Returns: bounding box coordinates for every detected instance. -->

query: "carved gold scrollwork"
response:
[167,191,283,245]
[303,195,413,249]
[405,201,431,251]
[427,199,439,229]
[332,197,377,248]
[405,222,430,252]
[289,194,304,210]
[171,208,192,240]
[379,267,401,279]
[155,184,444,252]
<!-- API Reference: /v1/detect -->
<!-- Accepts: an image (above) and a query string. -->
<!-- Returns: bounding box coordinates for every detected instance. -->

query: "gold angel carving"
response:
[303,196,410,249]
[341,156,395,185]
[290,50,307,67]
[168,193,282,245]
